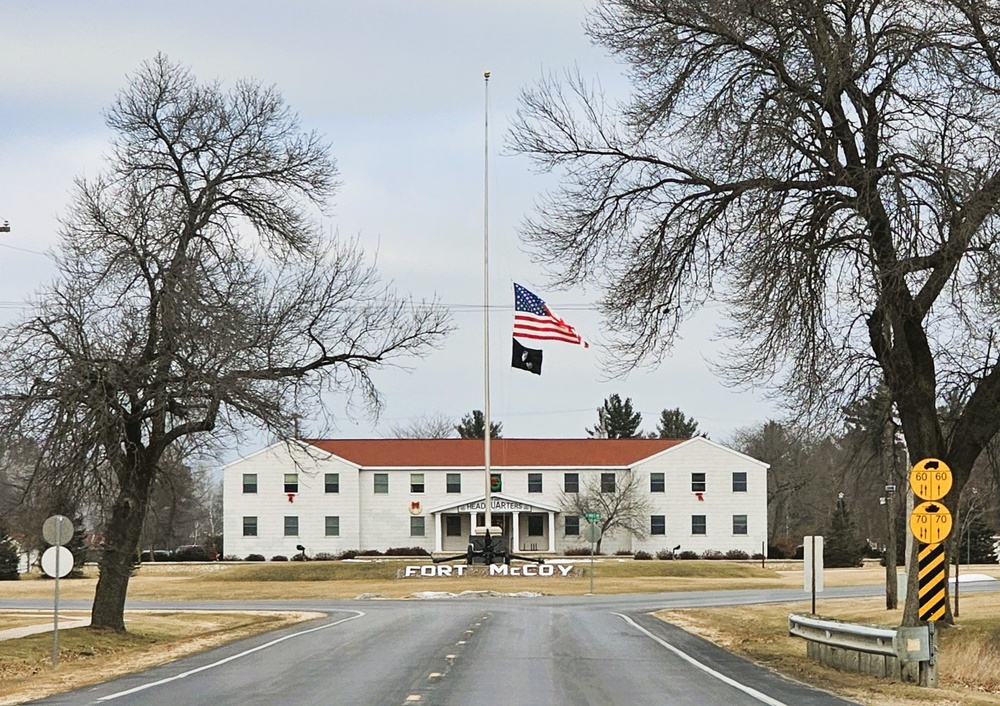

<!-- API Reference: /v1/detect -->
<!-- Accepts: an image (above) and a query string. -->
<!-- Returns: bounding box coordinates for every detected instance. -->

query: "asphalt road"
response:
[13,582,1000,706]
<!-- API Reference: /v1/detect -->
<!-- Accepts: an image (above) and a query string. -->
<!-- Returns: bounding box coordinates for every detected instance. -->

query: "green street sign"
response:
[585,512,600,522]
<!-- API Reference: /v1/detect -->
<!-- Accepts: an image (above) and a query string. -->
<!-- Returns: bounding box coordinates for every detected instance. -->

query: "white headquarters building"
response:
[222,436,769,558]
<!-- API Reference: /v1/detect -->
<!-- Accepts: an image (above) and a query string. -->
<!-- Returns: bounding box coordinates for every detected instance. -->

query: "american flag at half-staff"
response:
[513,283,589,347]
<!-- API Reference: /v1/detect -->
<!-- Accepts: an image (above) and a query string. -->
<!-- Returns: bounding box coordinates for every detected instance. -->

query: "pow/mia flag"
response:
[512,337,543,375]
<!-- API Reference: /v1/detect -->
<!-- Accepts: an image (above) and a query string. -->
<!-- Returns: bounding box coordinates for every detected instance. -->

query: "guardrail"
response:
[788,613,936,686]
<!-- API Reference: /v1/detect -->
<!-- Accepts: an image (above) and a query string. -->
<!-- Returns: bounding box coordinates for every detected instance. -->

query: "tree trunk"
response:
[91,458,154,632]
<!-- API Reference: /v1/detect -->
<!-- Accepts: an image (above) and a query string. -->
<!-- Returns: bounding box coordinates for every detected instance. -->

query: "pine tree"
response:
[588,394,642,438]
[824,495,866,568]
[958,518,999,564]
[654,408,702,439]
[0,522,20,581]
[455,410,502,439]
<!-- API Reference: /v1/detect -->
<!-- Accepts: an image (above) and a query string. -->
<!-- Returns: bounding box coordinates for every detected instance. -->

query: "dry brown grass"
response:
[656,593,1000,706]
[0,611,321,705]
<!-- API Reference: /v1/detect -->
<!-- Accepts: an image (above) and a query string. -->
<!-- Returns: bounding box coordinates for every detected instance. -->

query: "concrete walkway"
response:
[0,613,91,641]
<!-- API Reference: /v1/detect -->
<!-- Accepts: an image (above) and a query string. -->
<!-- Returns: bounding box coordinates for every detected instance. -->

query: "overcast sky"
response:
[0,1,780,445]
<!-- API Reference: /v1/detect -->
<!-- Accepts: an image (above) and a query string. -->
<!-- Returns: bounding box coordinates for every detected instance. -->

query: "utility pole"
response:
[883,484,898,609]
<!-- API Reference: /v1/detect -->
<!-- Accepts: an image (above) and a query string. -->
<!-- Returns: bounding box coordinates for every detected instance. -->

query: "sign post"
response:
[803,535,824,615]
[908,458,952,624]
[583,516,601,595]
[907,458,953,687]
[41,515,74,668]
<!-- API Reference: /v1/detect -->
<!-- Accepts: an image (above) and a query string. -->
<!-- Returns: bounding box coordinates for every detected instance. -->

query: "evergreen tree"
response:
[455,410,502,439]
[824,495,866,568]
[654,408,702,439]
[0,522,20,581]
[587,394,642,439]
[958,518,999,564]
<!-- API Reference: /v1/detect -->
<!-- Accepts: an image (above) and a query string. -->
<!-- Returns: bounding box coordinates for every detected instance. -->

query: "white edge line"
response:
[98,610,366,702]
[613,613,788,706]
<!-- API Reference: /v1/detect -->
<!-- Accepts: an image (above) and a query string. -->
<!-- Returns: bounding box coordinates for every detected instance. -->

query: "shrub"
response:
[245,554,265,562]
[290,553,308,561]
[564,546,602,556]
[384,547,430,557]
[751,553,765,560]
[677,550,699,560]
[312,552,337,561]
[655,549,675,560]
[614,549,634,556]
[356,549,383,557]
[337,550,358,560]
[633,550,653,560]
[270,555,288,562]
[222,555,241,561]
[724,549,750,560]
[701,549,725,560]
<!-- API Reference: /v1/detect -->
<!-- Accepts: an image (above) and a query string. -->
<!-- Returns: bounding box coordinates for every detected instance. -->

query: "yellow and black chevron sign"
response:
[918,542,947,622]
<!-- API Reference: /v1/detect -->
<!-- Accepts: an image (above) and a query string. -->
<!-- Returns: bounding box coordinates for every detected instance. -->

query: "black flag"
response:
[512,338,543,375]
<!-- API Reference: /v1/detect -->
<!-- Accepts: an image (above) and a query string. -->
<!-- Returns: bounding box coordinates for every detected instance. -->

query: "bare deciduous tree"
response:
[511,0,1000,625]
[559,471,650,552]
[388,413,457,438]
[0,55,451,631]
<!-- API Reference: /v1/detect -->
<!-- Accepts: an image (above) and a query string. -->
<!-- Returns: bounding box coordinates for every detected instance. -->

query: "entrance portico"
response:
[429,493,561,554]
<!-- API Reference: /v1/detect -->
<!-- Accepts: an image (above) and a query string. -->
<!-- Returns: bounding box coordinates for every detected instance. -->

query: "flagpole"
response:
[482,70,493,534]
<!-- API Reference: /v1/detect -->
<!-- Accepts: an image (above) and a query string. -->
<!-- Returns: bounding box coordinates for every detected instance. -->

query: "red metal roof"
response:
[302,438,684,468]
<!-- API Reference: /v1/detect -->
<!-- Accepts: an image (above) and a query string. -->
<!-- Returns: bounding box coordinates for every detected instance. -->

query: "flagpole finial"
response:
[484,70,490,80]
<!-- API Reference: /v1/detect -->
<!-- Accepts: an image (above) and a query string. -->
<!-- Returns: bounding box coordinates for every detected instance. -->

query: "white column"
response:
[469,511,477,533]
[547,511,556,553]
[434,513,443,553]
[511,511,520,552]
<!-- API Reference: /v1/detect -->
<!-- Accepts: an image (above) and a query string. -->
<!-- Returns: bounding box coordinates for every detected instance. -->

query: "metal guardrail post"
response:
[789,613,932,685]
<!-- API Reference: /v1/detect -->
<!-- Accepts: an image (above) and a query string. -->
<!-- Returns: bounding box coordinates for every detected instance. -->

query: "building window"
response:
[325,473,340,493]
[374,473,388,494]
[446,515,463,536]
[410,516,425,537]
[242,516,257,537]
[284,473,298,494]
[651,515,666,535]
[650,473,665,493]
[325,516,340,537]
[601,473,616,493]
[528,473,543,493]
[692,515,706,535]
[527,514,545,536]
[446,473,461,493]
[242,474,257,493]
[564,473,579,493]
[733,515,748,535]
[410,473,425,493]
[732,472,747,492]
[284,516,299,536]
[691,472,706,493]
[565,515,580,536]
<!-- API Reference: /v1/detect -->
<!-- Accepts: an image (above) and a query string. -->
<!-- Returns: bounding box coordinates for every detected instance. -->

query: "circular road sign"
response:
[41,546,73,578]
[584,523,602,544]
[909,501,953,544]
[42,515,74,546]
[909,458,953,501]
